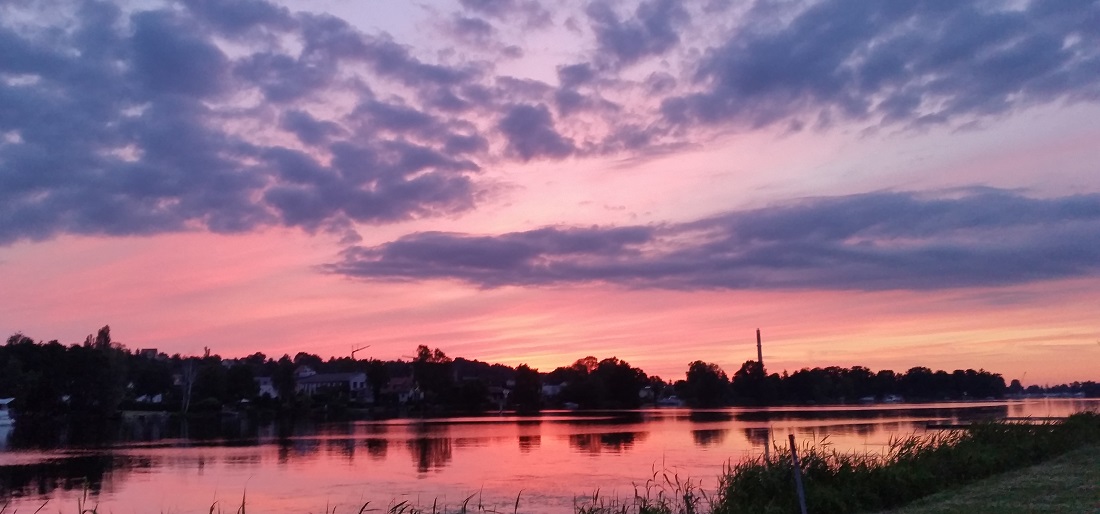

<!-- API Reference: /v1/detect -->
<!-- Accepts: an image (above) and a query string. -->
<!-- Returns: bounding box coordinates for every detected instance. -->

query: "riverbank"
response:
[708,412,1099,514]
[882,444,1099,514]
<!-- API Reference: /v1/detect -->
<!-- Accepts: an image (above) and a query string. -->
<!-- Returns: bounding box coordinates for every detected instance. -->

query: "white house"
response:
[255,376,279,399]
[0,398,14,426]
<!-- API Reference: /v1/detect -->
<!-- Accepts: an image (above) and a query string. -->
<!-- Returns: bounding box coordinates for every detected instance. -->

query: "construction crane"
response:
[351,344,371,360]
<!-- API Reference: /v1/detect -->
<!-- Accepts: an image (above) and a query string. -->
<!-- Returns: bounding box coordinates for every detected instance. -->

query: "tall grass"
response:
[713,412,1100,514]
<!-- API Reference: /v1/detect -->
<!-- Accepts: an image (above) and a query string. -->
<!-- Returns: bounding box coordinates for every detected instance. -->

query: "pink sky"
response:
[2,0,1099,385]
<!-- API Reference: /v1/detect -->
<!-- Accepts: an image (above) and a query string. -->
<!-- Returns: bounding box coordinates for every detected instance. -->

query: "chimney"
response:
[756,328,765,373]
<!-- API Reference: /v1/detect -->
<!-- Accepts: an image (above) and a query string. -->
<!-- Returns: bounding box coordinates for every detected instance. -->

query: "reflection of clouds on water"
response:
[568,431,647,454]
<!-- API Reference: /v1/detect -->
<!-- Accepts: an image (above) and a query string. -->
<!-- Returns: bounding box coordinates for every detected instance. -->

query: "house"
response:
[295,365,317,379]
[0,398,13,426]
[541,383,565,399]
[488,385,511,410]
[137,348,158,359]
[296,372,372,402]
[382,376,422,404]
[255,376,279,399]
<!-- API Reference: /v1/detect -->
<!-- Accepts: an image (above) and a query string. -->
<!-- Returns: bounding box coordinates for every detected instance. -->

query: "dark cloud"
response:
[554,89,620,117]
[5,0,1100,248]
[0,1,487,245]
[664,0,1100,128]
[449,15,495,43]
[458,0,552,27]
[234,51,337,102]
[280,110,346,146]
[328,189,1100,291]
[586,0,690,67]
[557,63,597,88]
[498,104,575,160]
[131,11,231,98]
[182,0,295,35]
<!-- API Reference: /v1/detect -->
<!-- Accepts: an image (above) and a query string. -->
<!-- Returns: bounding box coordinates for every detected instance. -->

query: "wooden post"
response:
[789,434,808,514]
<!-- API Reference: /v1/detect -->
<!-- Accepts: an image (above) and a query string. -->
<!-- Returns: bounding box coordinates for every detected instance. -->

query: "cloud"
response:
[4,0,1100,247]
[131,11,231,98]
[0,1,488,245]
[498,104,576,160]
[458,0,552,27]
[663,0,1100,128]
[327,189,1100,291]
[586,0,690,67]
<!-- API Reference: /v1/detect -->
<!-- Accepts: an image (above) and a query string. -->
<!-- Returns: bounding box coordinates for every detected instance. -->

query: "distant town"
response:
[2,326,1097,421]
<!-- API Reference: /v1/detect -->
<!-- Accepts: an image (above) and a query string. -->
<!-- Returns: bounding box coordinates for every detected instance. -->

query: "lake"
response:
[1,399,1096,513]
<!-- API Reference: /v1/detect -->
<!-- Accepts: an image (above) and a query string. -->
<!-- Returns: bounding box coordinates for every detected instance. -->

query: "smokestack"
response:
[756,328,765,373]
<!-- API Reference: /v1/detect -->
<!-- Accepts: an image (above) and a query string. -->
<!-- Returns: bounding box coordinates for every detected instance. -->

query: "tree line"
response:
[1,326,1096,419]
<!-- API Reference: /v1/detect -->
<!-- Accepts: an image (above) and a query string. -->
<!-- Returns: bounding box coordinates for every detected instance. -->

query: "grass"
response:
[882,444,1100,514]
[710,412,1100,514]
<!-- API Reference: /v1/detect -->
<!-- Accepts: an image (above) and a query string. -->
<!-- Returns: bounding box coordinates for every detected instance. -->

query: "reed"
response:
[712,412,1100,514]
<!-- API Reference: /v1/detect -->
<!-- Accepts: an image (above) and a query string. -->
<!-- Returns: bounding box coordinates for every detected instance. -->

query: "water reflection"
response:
[0,454,152,498]
[363,438,388,459]
[0,400,1095,514]
[743,427,773,449]
[518,420,542,452]
[686,411,733,423]
[691,429,728,446]
[569,431,646,454]
[407,423,452,473]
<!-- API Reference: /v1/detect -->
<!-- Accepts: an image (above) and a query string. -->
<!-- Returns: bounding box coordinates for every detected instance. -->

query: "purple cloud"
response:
[327,189,1100,291]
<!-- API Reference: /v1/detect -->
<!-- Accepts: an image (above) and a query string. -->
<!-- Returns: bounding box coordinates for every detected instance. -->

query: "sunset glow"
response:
[2,0,1099,386]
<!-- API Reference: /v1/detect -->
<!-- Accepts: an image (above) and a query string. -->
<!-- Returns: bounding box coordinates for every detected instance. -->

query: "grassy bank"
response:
[710,412,1099,514]
[574,412,1100,514]
[883,444,1100,514]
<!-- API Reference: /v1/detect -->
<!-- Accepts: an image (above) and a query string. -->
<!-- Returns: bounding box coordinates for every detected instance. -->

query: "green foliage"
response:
[713,412,1100,514]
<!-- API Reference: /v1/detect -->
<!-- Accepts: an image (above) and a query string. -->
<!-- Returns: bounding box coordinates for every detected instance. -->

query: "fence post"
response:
[789,433,808,514]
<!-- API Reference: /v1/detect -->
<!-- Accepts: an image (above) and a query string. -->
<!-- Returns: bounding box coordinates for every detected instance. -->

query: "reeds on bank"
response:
[712,411,1100,514]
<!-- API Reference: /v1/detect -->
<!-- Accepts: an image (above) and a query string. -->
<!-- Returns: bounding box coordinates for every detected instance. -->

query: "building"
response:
[296,372,372,403]
[382,376,422,404]
[255,376,279,399]
[137,348,159,360]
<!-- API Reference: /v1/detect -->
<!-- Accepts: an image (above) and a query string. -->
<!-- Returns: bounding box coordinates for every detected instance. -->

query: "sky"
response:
[1,0,1099,385]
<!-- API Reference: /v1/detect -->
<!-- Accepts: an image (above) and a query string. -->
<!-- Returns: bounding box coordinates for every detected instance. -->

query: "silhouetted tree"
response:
[412,345,453,403]
[683,361,729,407]
[226,364,258,402]
[511,364,542,412]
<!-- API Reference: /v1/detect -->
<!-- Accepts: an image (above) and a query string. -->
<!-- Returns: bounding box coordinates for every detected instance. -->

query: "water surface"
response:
[0,399,1095,513]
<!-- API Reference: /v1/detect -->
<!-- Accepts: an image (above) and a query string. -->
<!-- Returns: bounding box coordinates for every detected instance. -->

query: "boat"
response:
[0,397,13,426]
